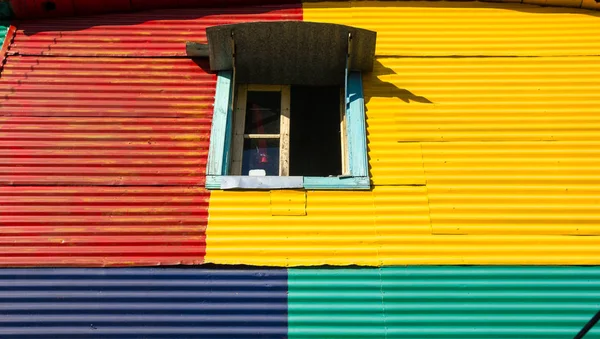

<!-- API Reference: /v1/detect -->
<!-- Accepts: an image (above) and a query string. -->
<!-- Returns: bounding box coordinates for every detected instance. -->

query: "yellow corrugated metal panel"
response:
[378,235,600,265]
[422,142,600,235]
[206,190,380,266]
[364,56,600,143]
[303,1,600,57]
[270,190,307,216]
[204,2,600,266]
[206,187,432,266]
[374,186,432,237]
[368,143,426,185]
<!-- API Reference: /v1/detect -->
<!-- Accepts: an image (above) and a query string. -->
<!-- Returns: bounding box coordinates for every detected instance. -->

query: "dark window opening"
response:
[290,86,342,177]
[244,92,281,135]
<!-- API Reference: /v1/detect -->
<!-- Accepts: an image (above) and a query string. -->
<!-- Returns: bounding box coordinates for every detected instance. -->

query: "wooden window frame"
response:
[230,85,291,176]
[206,71,369,190]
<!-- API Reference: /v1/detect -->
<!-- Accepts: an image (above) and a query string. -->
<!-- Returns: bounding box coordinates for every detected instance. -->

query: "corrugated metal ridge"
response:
[10,5,303,57]
[305,1,600,57]
[6,0,600,20]
[288,266,600,339]
[0,4,304,267]
[0,267,288,338]
[0,266,598,338]
[0,186,208,266]
[0,57,214,186]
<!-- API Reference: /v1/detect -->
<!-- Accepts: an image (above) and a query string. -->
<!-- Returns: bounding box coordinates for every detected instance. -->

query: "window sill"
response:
[206,175,370,190]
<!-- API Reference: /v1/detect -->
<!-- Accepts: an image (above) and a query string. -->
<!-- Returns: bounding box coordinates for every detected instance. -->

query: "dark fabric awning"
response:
[187,21,376,86]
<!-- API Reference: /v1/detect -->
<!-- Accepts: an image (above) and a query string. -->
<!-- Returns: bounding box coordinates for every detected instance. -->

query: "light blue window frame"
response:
[206,71,369,190]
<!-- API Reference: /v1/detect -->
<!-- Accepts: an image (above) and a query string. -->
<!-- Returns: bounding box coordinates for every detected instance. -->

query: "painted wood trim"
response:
[208,175,370,190]
[339,87,349,175]
[303,176,370,190]
[206,72,370,191]
[206,175,222,190]
[206,71,233,176]
[346,71,369,178]
[244,134,280,139]
[279,86,291,176]
[231,85,248,175]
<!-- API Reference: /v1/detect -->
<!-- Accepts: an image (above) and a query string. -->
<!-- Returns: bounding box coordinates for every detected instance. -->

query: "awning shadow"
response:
[363,58,433,105]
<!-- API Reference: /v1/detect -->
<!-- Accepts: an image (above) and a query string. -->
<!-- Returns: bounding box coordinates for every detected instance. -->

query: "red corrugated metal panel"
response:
[0,186,208,266]
[0,56,212,185]
[9,6,303,57]
[0,57,215,117]
[0,5,301,267]
[0,116,209,185]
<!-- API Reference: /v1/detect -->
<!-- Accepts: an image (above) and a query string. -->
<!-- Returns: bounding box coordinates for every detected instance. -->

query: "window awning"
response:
[186,21,376,86]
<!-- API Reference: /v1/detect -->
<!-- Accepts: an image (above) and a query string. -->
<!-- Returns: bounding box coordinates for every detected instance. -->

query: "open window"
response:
[199,21,376,190]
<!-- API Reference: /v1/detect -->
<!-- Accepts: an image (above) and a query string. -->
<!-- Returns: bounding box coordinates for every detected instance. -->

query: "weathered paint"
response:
[288,266,600,339]
[0,268,288,338]
[205,1,600,266]
[0,186,208,266]
[10,6,303,57]
[0,4,302,266]
[206,71,234,176]
[8,0,301,19]
[9,0,600,19]
[207,69,369,190]
[0,57,213,185]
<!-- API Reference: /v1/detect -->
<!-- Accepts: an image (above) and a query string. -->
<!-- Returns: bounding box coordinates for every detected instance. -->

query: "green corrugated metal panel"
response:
[289,267,600,339]
[0,21,8,43]
[287,269,386,339]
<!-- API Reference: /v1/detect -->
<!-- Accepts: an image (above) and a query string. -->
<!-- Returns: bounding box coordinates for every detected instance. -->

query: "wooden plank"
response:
[231,85,248,175]
[339,87,349,175]
[205,175,222,190]
[222,52,236,174]
[206,71,233,176]
[346,71,369,178]
[303,176,370,190]
[279,86,291,176]
[244,134,280,139]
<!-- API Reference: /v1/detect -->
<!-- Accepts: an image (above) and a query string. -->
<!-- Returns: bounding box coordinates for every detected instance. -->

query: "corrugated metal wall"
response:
[0,268,288,338]
[288,266,600,339]
[10,6,303,57]
[0,5,302,266]
[2,266,598,338]
[204,0,600,266]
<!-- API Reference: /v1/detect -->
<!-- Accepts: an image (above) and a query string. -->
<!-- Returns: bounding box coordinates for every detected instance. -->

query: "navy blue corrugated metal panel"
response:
[0,268,288,338]
[288,266,600,339]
